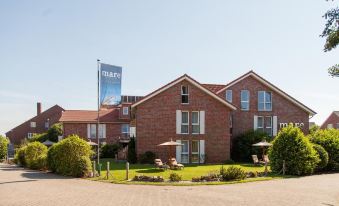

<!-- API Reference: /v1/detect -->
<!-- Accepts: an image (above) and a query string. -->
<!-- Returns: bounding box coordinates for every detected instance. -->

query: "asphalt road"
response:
[0,163,338,206]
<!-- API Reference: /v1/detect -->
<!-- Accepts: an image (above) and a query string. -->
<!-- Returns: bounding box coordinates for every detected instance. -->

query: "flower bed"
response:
[132,175,164,182]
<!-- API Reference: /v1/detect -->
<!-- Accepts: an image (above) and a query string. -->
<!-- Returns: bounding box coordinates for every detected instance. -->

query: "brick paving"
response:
[0,163,338,206]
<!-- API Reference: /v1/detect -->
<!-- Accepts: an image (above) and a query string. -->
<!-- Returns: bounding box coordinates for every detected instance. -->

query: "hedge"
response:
[269,125,320,175]
[14,145,27,166]
[24,142,48,169]
[309,129,339,171]
[312,143,329,171]
[47,135,93,177]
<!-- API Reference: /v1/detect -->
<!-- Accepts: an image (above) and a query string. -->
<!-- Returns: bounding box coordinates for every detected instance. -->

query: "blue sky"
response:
[0,0,338,135]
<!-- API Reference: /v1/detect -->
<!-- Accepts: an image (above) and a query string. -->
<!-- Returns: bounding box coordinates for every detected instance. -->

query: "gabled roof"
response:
[320,111,339,128]
[334,111,339,117]
[60,108,129,123]
[132,74,237,110]
[202,84,227,93]
[216,71,316,116]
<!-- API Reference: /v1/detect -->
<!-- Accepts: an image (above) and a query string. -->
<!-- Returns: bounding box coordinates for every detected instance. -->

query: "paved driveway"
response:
[0,163,338,206]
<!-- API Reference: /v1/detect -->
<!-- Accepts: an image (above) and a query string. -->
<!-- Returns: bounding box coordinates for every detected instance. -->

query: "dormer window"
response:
[123,107,129,115]
[181,85,189,104]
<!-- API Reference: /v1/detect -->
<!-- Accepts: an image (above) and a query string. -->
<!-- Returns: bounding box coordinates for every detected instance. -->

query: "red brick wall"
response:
[63,122,126,144]
[321,113,339,129]
[6,105,64,145]
[135,80,232,163]
[218,76,310,138]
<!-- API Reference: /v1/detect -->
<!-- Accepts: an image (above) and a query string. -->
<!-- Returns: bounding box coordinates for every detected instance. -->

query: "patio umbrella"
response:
[42,140,55,146]
[252,140,272,159]
[87,141,98,146]
[157,139,183,161]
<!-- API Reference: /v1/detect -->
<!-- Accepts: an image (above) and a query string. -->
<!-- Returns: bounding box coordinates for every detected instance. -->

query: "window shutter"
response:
[254,115,258,130]
[200,111,205,134]
[130,127,136,138]
[199,140,205,163]
[87,124,91,139]
[176,110,182,134]
[273,116,278,136]
[176,140,181,163]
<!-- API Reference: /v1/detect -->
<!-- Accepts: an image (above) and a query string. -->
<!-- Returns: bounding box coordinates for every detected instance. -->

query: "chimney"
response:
[37,102,42,116]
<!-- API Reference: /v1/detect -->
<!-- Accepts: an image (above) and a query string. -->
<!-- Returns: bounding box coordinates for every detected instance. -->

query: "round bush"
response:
[231,130,268,162]
[312,143,329,171]
[220,166,246,181]
[309,129,339,171]
[269,126,320,175]
[47,135,93,177]
[25,142,48,170]
[14,145,27,166]
[139,151,156,164]
[0,136,9,161]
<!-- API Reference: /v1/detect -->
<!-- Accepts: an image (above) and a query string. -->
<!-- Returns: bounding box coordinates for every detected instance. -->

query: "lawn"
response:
[88,158,279,184]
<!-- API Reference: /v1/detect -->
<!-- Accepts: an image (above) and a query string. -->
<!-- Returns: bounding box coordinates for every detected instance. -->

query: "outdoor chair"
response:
[252,155,264,166]
[154,159,169,170]
[168,158,184,170]
[263,155,270,164]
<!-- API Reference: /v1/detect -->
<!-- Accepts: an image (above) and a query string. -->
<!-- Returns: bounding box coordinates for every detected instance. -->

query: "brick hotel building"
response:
[58,71,316,163]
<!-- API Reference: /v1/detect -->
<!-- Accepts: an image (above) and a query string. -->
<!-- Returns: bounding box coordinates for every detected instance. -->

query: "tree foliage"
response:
[0,136,10,161]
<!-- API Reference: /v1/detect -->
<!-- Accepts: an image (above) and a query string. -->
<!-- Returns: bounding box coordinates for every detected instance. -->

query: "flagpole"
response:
[97,59,100,166]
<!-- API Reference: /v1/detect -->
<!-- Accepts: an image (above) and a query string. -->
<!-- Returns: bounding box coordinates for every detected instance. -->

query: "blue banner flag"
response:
[100,63,122,105]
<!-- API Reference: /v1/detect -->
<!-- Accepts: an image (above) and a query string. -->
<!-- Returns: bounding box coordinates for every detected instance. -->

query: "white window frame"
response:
[90,124,106,139]
[258,91,272,111]
[226,90,232,103]
[30,122,36,128]
[27,133,35,139]
[181,140,189,164]
[257,116,264,132]
[241,90,250,111]
[181,111,189,134]
[181,85,189,104]
[265,116,273,137]
[192,111,200,134]
[327,124,333,129]
[123,107,129,115]
[44,121,49,129]
[191,140,200,163]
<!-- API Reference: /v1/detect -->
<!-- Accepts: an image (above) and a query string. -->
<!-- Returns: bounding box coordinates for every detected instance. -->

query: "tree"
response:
[321,1,339,77]
[0,136,10,161]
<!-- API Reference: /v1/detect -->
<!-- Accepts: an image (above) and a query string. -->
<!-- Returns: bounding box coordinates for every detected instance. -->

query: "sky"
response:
[0,0,338,136]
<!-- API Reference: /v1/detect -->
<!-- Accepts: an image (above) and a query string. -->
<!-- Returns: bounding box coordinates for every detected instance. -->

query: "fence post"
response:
[92,161,96,177]
[106,162,110,180]
[126,162,129,180]
[282,160,286,175]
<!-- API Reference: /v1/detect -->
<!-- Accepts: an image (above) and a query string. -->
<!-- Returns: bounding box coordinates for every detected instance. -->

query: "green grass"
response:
[87,158,286,185]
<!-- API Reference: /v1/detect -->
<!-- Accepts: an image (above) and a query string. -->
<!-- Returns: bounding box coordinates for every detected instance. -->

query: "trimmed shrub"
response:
[100,144,121,158]
[269,125,320,175]
[133,175,164,182]
[220,166,246,181]
[139,151,156,164]
[169,173,182,182]
[47,135,93,177]
[309,129,339,171]
[127,138,137,164]
[14,145,27,166]
[46,123,63,142]
[231,130,268,162]
[0,136,9,161]
[312,143,329,171]
[24,142,48,170]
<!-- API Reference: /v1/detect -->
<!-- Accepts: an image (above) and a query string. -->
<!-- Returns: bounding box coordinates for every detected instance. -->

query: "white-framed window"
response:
[192,111,200,134]
[121,124,130,134]
[45,121,49,129]
[181,140,189,164]
[226,90,232,103]
[89,124,106,139]
[181,111,189,134]
[30,122,36,128]
[123,107,129,115]
[258,91,272,111]
[191,140,199,163]
[27,133,35,139]
[256,116,273,136]
[327,124,333,129]
[181,85,189,104]
[241,90,250,110]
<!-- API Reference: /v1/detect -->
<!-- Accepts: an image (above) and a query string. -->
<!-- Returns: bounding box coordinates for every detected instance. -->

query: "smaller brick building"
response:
[60,105,134,144]
[321,111,339,129]
[6,103,65,145]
